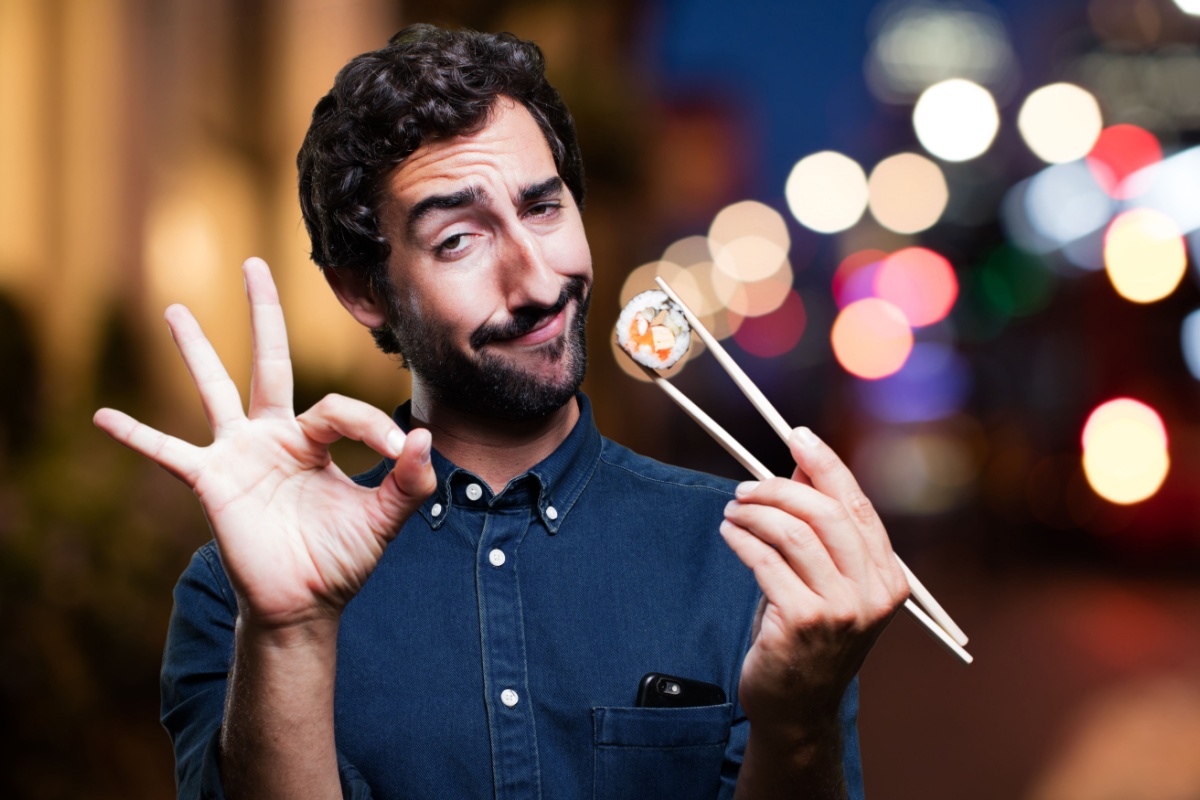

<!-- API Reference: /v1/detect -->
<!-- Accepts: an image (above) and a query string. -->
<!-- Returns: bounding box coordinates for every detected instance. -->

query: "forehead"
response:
[385,99,558,211]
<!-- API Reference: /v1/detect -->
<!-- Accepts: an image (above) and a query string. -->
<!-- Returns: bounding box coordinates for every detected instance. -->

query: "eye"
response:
[526,202,562,219]
[435,232,472,256]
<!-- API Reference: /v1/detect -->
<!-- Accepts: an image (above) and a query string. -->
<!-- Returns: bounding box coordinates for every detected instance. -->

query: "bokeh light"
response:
[711,235,789,282]
[974,245,1056,321]
[1122,145,1200,235]
[716,258,794,318]
[831,298,914,379]
[708,200,790,282]
[661,235,711,270]
[1017,83,1104,163]
[732,289,806,358]
[867,153,949,233]
[1024,160,1115,250]
[874,247,958,327]
[855,342,972,423]
[853,423,982,514]
[912,78,1000,162]
[865,3,1016,102]
[1174,0,1200,16]
[1086,124,1163,199]
[1104,208,1187,303]
[620,259,683,306]
[785,151,869,233]
[1081,398,1170,505]
[1183,309,1200,381]
[833,249,888,308]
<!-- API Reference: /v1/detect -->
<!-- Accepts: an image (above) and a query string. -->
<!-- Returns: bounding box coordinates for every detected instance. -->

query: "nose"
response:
[501,229,562,310]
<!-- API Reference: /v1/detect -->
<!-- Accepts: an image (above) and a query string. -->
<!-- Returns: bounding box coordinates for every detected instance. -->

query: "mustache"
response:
[470,277,588,349]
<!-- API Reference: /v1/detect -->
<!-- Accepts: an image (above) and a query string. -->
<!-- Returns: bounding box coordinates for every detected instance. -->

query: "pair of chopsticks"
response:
[634,277,973,665]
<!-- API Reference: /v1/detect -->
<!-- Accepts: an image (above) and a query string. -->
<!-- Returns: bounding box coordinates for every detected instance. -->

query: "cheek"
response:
[549,224,593,278]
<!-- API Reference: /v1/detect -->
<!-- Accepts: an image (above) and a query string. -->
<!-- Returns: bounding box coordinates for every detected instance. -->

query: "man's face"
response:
[377,99,593,420]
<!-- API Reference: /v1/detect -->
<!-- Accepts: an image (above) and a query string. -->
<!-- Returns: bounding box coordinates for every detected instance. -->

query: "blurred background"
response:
[3,0,1200,797]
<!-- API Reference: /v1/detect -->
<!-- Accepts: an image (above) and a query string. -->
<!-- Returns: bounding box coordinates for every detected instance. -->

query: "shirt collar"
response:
[390,393,602,534]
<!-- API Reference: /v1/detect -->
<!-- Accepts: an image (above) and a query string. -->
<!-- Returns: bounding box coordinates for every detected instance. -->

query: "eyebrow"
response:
[520,176,564,205]
[404,177,565,235]
[406,185,489,234]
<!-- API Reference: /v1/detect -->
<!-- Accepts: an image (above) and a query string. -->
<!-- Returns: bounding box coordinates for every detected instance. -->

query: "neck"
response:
[408,384,580,494]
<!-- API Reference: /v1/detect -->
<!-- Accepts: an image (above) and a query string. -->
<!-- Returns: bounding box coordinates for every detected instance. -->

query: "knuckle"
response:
[814,495,848,526]
[809,445,841,475]
[750,547,785,575]
[846,489,877,525]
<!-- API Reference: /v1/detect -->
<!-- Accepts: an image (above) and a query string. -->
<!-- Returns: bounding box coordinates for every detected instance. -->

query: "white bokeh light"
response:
[913,78,1000,162]
[1017,83,1103,163]
[785,151,869,233]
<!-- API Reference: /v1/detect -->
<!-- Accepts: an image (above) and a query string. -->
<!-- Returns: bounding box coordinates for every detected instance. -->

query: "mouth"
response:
[497,305,569,348]
[471,277,588,351]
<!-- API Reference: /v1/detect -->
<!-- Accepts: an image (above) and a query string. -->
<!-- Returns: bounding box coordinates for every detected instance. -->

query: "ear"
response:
[324,267,389,330]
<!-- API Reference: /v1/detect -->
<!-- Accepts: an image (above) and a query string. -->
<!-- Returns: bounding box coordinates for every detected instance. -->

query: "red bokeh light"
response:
[1086,124,1162,199]
[733,289,806,357]
[873,247,958,327]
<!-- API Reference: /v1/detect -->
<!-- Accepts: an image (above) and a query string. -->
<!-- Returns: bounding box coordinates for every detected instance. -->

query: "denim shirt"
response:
[161,394,863,799]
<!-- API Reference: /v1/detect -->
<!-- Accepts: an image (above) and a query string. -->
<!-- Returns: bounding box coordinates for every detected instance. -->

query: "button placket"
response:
[475,502,541,798]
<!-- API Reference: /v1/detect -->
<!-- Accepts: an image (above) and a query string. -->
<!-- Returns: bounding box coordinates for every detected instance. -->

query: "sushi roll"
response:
[616,290,691,369]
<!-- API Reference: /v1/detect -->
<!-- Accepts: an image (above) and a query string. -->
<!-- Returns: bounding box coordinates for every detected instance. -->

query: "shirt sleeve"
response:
[159,542,376,799]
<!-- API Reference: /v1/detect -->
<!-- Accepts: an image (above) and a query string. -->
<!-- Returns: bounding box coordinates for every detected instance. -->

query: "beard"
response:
[385,276,590,421]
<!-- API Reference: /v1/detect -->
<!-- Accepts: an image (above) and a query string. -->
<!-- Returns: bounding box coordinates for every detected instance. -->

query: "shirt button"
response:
[488,548,506,567]
[431,503,443,517]
[546,506,559,520]
[500,689,519,707]
[466,483,483,501]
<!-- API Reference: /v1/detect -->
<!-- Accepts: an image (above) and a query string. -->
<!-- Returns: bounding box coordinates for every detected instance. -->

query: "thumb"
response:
[375,428,437,530]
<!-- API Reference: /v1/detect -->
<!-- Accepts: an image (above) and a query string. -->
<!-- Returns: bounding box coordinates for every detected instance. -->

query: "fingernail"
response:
[735,481,758,498]
[386,429,406,458]
[418,436,431,465]
[718,520,734,537]
[724,499,741,516]
[791,426,820,450]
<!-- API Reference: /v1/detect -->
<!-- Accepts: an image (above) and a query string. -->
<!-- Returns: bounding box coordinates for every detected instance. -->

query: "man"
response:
[94,24,908,800]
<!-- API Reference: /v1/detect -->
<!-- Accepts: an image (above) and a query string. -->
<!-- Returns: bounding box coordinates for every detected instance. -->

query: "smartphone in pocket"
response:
[636,672,727,708]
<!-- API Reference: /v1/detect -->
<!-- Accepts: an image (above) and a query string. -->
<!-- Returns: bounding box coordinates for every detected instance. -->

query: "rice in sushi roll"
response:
[616,290,691,369]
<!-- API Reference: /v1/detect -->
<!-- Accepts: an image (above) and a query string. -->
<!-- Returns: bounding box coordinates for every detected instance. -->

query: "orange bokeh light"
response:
[873,247,958,327]
[831,298,914,379]
[1086,124,1163,199]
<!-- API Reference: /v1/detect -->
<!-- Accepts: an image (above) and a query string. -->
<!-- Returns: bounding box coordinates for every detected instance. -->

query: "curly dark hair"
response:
[296,24,586,353]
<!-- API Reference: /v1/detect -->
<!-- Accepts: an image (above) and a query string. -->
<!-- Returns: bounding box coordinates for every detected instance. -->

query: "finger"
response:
[244,257,295,420]
[374,428,437,531]
[296,394,408,457]
[93,407,202,485]
[787,427,899,575]
[733,478,875,584]
[166,305,245,433]
[718,519,822,614]
[723,498,846,597]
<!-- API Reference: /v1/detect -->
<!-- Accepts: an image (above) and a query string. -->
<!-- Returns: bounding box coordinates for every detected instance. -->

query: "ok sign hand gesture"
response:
[94,258,435,631]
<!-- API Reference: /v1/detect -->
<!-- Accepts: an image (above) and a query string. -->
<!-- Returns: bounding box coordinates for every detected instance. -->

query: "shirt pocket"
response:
[591,704,733,800]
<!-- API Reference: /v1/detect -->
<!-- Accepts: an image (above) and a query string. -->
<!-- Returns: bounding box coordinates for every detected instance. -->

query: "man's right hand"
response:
[94,257,436,632]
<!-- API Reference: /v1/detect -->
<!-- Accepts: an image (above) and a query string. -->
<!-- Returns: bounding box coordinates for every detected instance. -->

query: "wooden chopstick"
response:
[632,358,973,665]
[650,277,971,654]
